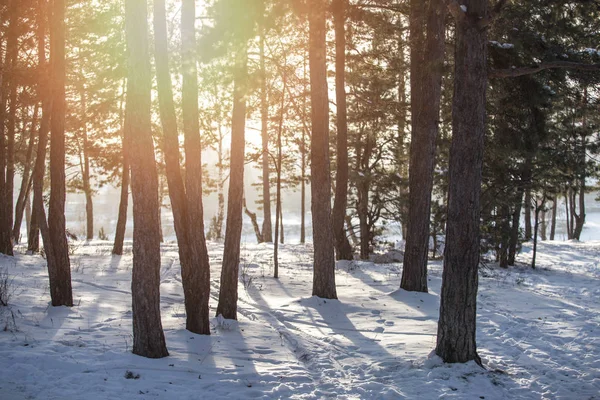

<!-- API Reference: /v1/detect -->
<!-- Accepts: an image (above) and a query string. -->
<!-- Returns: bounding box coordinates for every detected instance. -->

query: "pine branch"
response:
[489,61,600,78]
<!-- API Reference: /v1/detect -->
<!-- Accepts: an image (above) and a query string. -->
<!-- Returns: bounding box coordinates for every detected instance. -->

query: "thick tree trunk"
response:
[308,0,337,299]
[125,0,168,358]
[539,209,547,241]
[13,104,39,243]
[436,0,487,365]
[259,23,272,243]
[331,0,353,261]
[401,0,446,293]
[181,0,211,333]
[48,0,73,306]
[217,52,247,319]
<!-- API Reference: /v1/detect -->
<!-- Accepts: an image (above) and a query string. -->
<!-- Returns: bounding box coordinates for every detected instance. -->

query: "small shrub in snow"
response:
[124,370,140,379]
[0,266,14,306]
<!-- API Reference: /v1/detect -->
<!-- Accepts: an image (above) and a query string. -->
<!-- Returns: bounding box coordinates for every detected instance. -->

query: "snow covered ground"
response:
[0,239,599,399]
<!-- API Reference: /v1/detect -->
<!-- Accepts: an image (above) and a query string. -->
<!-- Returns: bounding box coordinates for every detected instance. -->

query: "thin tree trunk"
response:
[259,18,272,243]
[274,70,286,278]
[436,0,487,365]
[346,215,359,246]
[25,192,31,240]
[243,197,262,243]
[550,198,557,240]
[78,87,94,240]
[300,128,306,245]
[508,188,524,265]
[217,51,248,319]
[524,189,532,240]
[0,0,19,256]
[331,0,353,261]
[112,78,128,255]
[48,0,73,306]
[401,0,446,293]
[308,0,336,299]
[125,0,168,358]
[13,104,40,243]
[112,146,129,255]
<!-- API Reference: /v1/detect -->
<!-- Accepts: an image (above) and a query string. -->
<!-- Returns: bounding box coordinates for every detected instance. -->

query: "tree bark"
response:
[125,0,168,358]
[549,198,557,240]
[331,0,353,261]
[259,19,273,243]
[308,0,337,299]
[217,51,247,319]
[79,87,94,240]
[401,0,446,292]
[48,0,73,306]
[111,144,129,255]
[112,79,128,255]
[507,189,523,266]
[0,0,19,256]
[13,104,39,243]
[274,68,287,278]
[436,0,487,365]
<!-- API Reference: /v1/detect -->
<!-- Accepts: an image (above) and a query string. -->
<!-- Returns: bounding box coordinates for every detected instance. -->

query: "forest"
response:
[0,0,599,398]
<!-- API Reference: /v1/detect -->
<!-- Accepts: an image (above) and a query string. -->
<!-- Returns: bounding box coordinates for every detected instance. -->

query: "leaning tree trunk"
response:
[13,104,39,243]
[436,0,487,365]
[308,0,337,299]
[125,0,168,358]
[217,51,248,319]
[331,0,353,261]
[48,0,73,306]
[401,0,446,293]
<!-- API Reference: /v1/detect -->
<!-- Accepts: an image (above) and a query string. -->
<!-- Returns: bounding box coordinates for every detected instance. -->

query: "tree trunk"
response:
[112,145,129,255]
[549,198,557,240]
[259,21,272,243]
[28,1,48,255]
[79,88,94,240]
[217,51,247,319]
[539,209,547,241]
[48,0,73,306]
[401,0,446,293]
[274,70,286,278]
[0,0,19,256]
[524,189,532,240]
[112,79,129,255]
[300,127,307,245]
[13,104,39,243]
[357,180,370,260]
[308,0,337,299]
[331,0,353,261]
[436,0,487,365]
[507,188,524,265]
[125,0,168,358]
[243,197,262,243]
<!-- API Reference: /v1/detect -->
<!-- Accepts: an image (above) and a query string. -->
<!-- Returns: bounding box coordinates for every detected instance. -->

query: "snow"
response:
[489,41,515,50]
[1,239,599,399]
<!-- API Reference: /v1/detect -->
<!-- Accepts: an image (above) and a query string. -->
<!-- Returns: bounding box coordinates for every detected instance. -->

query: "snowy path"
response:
[0,240,598,399]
